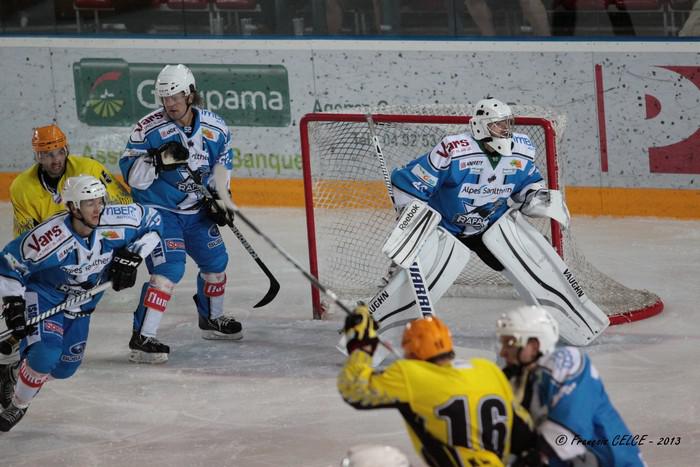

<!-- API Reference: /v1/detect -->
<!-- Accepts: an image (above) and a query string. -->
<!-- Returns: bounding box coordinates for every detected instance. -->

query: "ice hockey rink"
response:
[0,203,698,467]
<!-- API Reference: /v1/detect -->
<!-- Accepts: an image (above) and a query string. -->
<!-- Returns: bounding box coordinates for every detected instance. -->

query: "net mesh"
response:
[302,105,662,322]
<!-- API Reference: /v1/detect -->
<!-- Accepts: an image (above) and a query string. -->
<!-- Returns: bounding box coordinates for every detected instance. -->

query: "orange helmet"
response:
[402,316,453,361]
[32,124,67,153]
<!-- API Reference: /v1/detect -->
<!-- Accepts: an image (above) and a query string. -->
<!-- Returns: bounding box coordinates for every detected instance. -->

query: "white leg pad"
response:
[482,209,609,346]
[337,227,470,365]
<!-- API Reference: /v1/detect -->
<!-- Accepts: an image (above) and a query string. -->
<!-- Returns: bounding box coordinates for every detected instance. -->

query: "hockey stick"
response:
[211,165,400,357]
[366,114,436,316]
[186,166,280,309]
[0,282,113,342]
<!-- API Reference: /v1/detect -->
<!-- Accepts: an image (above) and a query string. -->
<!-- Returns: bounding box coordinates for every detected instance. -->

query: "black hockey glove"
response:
[150,141,189,174]
[2,296,34,340]
[108,248,143,291]
[205,191,235,227]
[344,305,379,355]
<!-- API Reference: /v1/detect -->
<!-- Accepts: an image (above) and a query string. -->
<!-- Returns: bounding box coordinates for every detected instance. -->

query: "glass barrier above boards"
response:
[1,0,697,38]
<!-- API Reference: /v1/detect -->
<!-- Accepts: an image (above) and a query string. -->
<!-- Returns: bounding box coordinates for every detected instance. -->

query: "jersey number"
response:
[436,396,508,457]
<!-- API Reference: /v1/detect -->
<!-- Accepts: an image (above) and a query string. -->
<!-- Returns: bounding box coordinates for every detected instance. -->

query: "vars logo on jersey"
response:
[22,224,69,262]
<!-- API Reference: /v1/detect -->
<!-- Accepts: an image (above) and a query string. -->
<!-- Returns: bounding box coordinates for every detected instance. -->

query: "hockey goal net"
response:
[300,105,663,324]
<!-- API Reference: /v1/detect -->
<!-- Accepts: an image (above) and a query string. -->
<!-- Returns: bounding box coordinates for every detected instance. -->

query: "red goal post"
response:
[299,107,663,324]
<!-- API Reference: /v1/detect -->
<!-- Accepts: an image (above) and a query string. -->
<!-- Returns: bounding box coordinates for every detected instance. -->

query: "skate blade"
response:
[201,330,243,341]
[128,350,169,364]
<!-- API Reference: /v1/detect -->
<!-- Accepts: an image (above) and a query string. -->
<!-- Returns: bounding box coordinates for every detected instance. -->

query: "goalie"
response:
[370,97,609,349]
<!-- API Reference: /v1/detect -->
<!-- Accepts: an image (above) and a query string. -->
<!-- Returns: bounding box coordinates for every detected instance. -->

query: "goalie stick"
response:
[211,165,400,357]
[186,166,280,309]
[0,282,113,342]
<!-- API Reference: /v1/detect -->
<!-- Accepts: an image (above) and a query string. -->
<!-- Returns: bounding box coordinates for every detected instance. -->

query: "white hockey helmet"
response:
[496,305,560,356]
[155,64,196,98]
[470,97,514,156]
[62,175,107,208]
[341,444,411,467]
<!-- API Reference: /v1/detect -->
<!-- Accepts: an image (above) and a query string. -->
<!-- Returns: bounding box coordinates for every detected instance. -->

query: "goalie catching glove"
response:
[150,141,189,174]
[344,305,379,355]
[205,190,235,227]
[2,296,34,339]
[108,248,143,291]
[519,189,570,229]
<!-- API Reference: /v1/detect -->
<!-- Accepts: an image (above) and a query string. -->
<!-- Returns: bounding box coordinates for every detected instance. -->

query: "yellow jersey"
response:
[10,155,132,237]
[338,351,533,467]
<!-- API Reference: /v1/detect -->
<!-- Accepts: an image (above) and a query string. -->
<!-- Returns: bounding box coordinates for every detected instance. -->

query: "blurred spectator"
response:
[679,0,700,36]
[551,0,635,36]
[326,0,381,34]
[465,0,551,35]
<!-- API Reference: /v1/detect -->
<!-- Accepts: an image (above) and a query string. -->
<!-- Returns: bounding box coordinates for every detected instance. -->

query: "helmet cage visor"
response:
[486,116,514,139]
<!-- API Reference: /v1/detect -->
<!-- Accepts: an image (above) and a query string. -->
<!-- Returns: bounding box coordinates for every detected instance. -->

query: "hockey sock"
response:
[197,272,226,320]
[140,275,174,338]
[13,360,49,409]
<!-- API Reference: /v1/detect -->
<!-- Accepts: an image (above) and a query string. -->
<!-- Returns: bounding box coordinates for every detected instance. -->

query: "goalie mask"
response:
[496,305,560,356]
[470,98,514,156]
[62,175,108,229]
[402,316,454,362]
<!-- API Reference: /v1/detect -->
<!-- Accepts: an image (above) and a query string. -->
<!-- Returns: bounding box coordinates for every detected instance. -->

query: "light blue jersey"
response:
[119,107,233,213]
[391,132,544,237]
[119,106,234,333]
[0,205,162,378]
[0,204,162,308]
[534,347,646,466]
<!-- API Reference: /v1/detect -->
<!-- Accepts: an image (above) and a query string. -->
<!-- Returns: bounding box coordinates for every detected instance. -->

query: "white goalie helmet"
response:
[470,97,514,156]
[341,444,411,467]
[62,175,107,208]
[155,64,196,98]
[496,305,560,356]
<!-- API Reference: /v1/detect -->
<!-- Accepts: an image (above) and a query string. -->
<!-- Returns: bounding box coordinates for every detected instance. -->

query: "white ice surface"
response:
[0,204,698,466]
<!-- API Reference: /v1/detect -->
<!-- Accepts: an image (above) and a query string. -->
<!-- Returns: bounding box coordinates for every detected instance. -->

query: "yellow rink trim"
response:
[0,173,697,219]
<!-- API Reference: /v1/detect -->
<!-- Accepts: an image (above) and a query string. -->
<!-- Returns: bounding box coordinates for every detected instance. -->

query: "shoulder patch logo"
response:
[101,170,113,184]
[158,126,178,139]
[410,165,438,187]
[100,229,124,240]
[202,128,217,141]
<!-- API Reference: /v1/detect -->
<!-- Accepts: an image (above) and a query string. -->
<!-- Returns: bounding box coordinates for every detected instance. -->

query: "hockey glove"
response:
[2,296,34,340]
[520,189,570,228]
[108,248,143,291]
[150,141,189,174]
[205,191,235,227]
[343,305,379,355]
